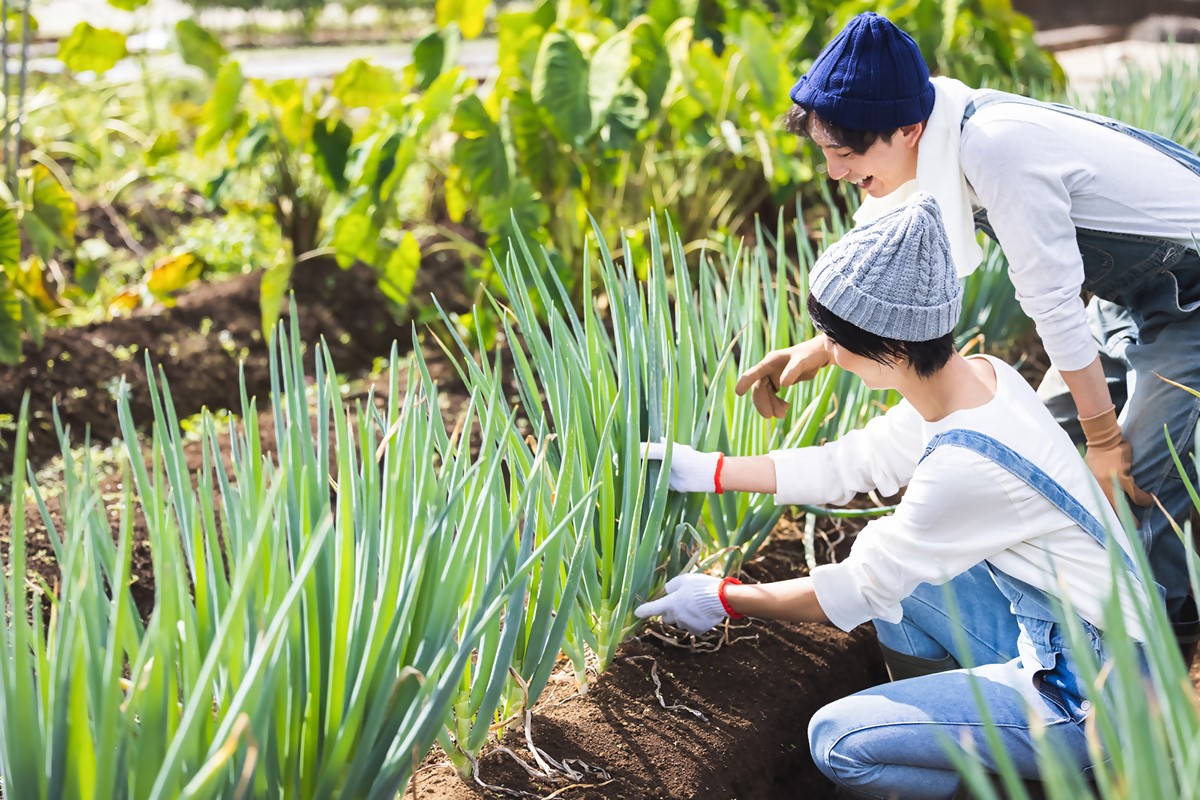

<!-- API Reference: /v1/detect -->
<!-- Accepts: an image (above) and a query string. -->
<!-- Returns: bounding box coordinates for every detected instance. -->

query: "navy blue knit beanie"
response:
[790,12,935,131]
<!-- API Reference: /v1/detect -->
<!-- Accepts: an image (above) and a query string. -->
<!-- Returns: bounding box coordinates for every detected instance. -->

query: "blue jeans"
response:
[808,660,1091,800]
[809,568,1082,799]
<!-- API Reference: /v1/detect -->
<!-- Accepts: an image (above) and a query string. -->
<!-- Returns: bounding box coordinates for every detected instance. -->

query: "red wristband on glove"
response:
[714,453,725,494]
[718,577,744,619]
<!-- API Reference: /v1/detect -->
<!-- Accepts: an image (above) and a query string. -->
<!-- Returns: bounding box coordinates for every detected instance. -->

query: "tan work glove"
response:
[1079,406,1153,510]
[735,336,832,420]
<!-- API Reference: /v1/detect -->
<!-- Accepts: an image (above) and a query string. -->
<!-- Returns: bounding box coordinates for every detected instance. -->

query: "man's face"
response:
[809,118,922,198]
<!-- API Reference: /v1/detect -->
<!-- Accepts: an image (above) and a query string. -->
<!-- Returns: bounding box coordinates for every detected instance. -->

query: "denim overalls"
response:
[921,428,1152,719]
[962,92,1200,627]
[809,428,1151,798]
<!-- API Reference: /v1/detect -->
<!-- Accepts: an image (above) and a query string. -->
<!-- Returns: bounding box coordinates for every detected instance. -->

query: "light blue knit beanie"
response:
[810,193,961,341]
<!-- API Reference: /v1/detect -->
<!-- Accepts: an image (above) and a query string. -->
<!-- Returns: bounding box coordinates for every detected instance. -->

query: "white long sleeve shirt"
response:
[960,102,1200,371]
[768,356,1149,641]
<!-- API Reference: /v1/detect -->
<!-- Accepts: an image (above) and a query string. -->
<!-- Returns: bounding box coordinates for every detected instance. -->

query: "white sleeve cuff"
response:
[810,562,888,632]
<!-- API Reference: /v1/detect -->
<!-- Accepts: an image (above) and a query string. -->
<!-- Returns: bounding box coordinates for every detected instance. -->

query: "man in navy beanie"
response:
[737,10,1200,673]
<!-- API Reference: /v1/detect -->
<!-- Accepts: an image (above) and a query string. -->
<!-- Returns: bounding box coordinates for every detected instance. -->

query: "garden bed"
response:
[0,268,888,798]
[413,517,886,800]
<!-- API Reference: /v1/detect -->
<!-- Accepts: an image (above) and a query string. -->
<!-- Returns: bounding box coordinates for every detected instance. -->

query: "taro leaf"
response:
[332,59,396,109]
[450,95,509,197]
[312,117,353,193]
[0,206,19,270]
[410,28,458,92]
[234,121,272,166]
[644,0,683,32]
[0,278,20,364]
[24,166,77,262]
[532,31,591,146]
[629,18,671,115]
[414,69,466,139]
[329,197,377,269]
[197,61,245,154]
[11,257,63,314]
[507,89,562,194]
[496,10,544,81]
[479,177,549,245]
[146,253,205,299]
[436,0,489,40]
[259,259,295,337]
[174,19,226,79]
[58,23,127,75]
[588,31,632,139]
[108,288,141,314]
[736,12,780,104]
[18,296,42,349]
[108,0,150,10]
[604,85,649,151]
[379,232,421,310]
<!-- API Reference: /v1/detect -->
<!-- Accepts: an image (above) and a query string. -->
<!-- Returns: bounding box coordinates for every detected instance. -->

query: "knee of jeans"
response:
[809,701,883,789]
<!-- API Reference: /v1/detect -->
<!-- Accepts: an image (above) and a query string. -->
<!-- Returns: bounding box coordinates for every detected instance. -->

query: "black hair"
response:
[806,294,955,379]
[782,104,899,155]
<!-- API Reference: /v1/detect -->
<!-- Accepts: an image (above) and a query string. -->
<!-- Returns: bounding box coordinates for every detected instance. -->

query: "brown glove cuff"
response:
[1078,406,1122,449]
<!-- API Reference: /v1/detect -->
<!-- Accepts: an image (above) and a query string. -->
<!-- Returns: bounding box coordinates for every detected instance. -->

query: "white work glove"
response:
[634,573,727,636]
[640,440,723,493]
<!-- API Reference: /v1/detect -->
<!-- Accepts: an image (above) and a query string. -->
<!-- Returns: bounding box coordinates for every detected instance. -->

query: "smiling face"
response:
[808,114,924,198]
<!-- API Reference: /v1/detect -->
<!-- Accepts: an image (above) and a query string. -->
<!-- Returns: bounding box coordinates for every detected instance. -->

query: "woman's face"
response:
[823,336,895,390]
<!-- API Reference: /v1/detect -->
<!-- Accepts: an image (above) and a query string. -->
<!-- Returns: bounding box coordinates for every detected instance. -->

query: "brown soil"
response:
[414,517,887,800]
[0,250,472,472]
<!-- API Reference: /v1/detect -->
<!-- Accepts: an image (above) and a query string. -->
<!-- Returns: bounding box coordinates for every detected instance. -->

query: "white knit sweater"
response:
[768,356,1150,641]
[961,101,1200,372]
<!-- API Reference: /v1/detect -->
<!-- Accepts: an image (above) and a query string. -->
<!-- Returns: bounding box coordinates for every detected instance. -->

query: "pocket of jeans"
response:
[1033,675,1075,723]
[1079,242,1116,288]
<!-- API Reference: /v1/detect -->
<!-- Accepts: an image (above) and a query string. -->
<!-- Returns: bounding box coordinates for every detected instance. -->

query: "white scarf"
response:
[853,76,983,278]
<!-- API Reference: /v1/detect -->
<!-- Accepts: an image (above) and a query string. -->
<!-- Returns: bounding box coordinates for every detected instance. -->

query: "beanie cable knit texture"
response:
[810,192,961,341]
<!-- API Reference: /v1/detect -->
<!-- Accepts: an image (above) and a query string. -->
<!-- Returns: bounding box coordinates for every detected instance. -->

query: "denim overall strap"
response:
[920,428,1144,583]
[962,90,1200,179]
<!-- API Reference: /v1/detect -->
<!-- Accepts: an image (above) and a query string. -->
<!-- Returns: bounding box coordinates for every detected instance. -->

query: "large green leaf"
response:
[23,166,77,262]
[174,19,226,79]
[108,0,149,9]
[449,95,509,197]
[259,259,294,335]
[532,31,591,145]
[507,89,564,193]
[312,118,353,194]
[57,22,127,75]
[0,277,21,364]
[479,177,549,244]
[379,232,421,309]
[628,17,672,115]
[436,0,489,39]
[197,61,245,154]
[735,12,781,105]
[332,59,397,109]
[588,31,632,138]
[409,28,461,92]
[0,206,19,270]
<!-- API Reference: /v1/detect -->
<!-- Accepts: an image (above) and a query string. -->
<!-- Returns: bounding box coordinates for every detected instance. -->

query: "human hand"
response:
[1079,407,1153,509]
[634,573,728,636]
[640,440,723,493]
[734,336,832,420]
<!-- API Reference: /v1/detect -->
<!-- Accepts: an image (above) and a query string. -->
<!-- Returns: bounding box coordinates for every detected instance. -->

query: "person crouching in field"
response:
[636,193,1155,799]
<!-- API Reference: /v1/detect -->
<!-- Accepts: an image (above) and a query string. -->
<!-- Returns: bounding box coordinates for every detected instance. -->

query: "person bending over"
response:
[637,193,1153,799]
